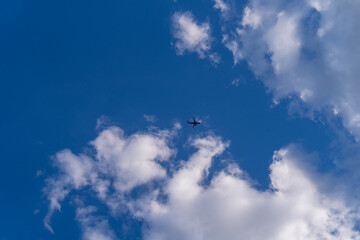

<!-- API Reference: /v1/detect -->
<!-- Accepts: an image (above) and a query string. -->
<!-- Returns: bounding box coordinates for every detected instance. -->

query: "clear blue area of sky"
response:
[0,0,338,239]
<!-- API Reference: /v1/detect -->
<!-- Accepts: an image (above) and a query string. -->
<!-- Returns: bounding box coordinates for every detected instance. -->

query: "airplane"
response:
[187,117,201,128]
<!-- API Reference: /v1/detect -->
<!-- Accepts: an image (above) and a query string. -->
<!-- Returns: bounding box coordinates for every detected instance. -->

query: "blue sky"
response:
[2,0,360,239]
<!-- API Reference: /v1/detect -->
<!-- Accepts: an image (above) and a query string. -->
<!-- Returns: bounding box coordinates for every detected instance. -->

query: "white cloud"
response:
[136,144,360,240]
[172,11,218,63]
[222,34,242,64]
[222,0,360,139]
[92,127,172,192]
[44,126,360,239]
[43,126,176,233]
[76,206,116,240]
[241,7,262,30]
[144,114,156,123]
[265,12,301,73]
[213,0,229,15]
[44,150,95,233]
[96,115,112,130]
[165,136,229,203]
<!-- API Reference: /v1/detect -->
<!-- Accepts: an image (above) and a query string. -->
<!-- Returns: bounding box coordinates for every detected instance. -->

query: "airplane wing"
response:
[193,117,196,122]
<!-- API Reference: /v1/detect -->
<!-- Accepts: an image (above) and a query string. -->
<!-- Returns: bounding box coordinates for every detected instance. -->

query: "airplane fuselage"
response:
[187,120,201,127]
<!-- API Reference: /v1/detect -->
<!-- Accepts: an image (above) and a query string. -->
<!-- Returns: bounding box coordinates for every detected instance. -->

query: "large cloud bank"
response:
[225,0,360,138]
[44,126,360,240]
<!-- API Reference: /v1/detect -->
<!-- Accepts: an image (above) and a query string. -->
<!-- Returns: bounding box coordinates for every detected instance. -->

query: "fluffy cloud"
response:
[241,6,262,30]
[44,126,360,239]
[222,0,360,138]
[76,206,116,240]
[43,126,176,233]
[44,150,95,233]
[172,11,219,63]
[213,0,229,15]
[134,144,360,240]
[92,127,172,192]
